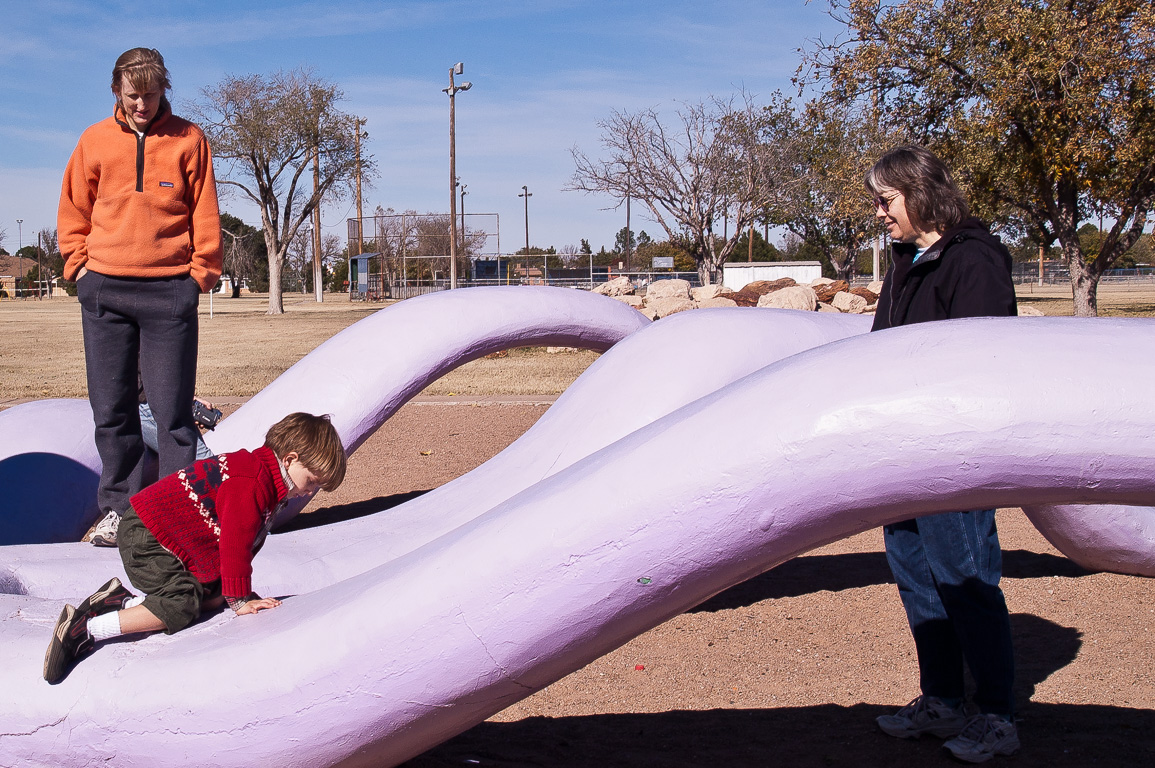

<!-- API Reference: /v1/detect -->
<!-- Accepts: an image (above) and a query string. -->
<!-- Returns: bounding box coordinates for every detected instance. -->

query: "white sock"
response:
[125,596,144,609]
[88,611,123,642]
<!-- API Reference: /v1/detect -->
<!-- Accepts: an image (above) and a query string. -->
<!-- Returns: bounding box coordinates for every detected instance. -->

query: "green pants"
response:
[117,507,221,634]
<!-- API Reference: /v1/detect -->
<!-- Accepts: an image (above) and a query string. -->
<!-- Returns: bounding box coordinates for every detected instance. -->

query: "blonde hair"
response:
[264,413,347,491]
[111,48,171,95]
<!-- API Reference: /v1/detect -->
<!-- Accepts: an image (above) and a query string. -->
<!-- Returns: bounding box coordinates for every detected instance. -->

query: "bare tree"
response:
[186,69,374,314]
[570,96,781,284]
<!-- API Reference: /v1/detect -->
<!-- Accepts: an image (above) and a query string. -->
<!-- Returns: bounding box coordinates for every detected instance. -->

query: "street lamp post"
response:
[16,219,23,298]
[459,183,467,256]
[519,185,532,282]
[444,63,472,290]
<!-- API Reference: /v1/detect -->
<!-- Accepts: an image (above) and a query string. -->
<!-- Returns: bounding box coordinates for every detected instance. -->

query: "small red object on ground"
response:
[634,664,645,671]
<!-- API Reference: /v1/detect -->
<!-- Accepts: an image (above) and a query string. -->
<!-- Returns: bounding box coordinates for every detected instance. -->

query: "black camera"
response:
[192,400,223,430]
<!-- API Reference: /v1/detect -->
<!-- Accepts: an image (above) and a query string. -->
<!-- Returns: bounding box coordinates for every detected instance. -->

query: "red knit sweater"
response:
[131,446,288,600]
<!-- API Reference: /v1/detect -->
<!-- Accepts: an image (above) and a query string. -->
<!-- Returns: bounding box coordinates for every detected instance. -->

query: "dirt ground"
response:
[283,401,1155,768]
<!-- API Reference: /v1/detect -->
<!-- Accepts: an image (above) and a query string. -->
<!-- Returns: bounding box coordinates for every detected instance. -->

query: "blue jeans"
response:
[139,403,212,461]
[884,509,1015,717]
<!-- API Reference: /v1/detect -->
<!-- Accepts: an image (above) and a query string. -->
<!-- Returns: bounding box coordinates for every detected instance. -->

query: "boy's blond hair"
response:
[264,413,347,491]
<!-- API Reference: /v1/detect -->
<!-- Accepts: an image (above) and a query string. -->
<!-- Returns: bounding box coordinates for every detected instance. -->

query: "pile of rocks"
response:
[594,276,883,320]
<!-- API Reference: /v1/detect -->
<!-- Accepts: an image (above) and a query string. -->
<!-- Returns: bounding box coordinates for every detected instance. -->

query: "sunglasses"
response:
[874,193,901,213]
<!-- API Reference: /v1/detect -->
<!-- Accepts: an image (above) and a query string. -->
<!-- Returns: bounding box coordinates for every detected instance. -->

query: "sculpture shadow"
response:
[0,453,99,545]
[693,549,1090,612]
[272,490,431,533]
[404,617,1132,768]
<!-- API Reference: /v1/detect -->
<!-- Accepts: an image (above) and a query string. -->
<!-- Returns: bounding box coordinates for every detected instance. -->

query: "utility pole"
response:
[519,185,532,282]
[354,118,366,256]
[312,145,324,302]
[444,63,472,290]
[352,117,366,298]
[16,219,22,298]
[625,186,631,272]
[459,183,467,256]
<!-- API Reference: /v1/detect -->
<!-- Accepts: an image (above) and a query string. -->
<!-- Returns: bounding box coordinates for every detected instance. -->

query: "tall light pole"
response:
[459,182,467,254]
[625,187,631,272]
[519,185,532,282]
[16,219,23,297]
[444,63,472,289]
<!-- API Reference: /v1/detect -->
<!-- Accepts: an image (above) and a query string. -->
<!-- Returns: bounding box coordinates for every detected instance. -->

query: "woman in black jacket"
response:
[866,146,1020,764]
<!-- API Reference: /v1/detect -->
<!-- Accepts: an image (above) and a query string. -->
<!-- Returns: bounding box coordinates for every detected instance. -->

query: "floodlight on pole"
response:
[444,63,472,290]
[519,185,532,281]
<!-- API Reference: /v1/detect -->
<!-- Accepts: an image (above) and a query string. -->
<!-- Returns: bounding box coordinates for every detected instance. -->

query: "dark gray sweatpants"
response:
[77,271,201,516]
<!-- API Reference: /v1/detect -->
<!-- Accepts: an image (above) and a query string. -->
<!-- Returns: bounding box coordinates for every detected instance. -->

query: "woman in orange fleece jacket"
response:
[58,47,223,548]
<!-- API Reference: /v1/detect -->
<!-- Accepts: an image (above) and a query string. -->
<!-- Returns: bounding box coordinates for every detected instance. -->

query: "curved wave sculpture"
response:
[1022,503,1155,577]
[1,313,1153,767]
[0,286,651,544]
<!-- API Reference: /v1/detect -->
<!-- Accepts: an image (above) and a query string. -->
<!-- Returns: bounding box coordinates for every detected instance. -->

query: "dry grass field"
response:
[0,292,601,403]
[1,283,1152,404]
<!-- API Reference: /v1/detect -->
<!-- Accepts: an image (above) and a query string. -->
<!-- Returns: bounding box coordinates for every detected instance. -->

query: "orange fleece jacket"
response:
[58,103,223,292]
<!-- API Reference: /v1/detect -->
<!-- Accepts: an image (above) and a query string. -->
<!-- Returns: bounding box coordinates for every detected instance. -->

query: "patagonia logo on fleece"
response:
[159,181,175,188]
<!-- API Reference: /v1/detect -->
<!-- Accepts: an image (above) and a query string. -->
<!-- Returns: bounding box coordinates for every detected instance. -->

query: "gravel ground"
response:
[282,400,1155,768]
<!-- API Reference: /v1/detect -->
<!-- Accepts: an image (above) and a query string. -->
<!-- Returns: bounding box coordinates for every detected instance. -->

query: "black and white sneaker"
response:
[43,605,96,684]
[76,578,134,618]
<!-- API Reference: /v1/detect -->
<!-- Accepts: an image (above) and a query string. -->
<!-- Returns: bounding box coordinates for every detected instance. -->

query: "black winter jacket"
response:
[871,218,1017,332]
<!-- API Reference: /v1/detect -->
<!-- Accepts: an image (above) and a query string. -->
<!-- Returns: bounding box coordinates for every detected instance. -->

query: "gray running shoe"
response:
[89,510,121,547]
[877,694,969,739]
[944,713,1020,763]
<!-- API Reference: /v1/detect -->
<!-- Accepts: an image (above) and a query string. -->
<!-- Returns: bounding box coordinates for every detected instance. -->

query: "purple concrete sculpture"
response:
[1022,503,1155,577]
[1,308,1152,767]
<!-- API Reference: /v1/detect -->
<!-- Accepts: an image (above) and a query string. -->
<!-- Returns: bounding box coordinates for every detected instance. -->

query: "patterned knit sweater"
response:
[131,446,288,600]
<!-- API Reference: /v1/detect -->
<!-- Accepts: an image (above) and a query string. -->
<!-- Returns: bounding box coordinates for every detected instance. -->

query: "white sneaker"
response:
[877,694,969,739]
[944,713,1020,763]
[89,510,121,548]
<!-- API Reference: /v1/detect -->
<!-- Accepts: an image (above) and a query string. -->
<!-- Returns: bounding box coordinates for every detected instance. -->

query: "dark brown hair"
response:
[111,48,171,95]
[865,145,970,234]
[264,412,347,492]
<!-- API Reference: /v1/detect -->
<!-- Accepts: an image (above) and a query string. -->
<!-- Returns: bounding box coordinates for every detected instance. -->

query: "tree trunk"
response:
[1068,257,1100,317]
[267,255,285,315]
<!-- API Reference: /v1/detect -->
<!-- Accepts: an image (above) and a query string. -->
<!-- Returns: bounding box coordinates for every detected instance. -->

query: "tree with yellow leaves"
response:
[801,0,1155,315]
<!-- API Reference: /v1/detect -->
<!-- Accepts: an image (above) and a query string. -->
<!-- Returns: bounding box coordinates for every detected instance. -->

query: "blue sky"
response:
[0,0,841,256]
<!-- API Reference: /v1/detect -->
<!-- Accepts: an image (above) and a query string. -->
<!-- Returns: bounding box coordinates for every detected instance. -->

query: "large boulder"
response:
[645,278,692,301]
[867,280,885,295]
[850,286,878,304]
[612,295,644,309]
[691,284,735,302]
[758,285,818,312]
[832,291,869,314]
[727,289,761,307]
[742,278,796,297]
[813,280,850,304]
[698,296,739,309]
[647,296,696,319]
[594,276,634,297]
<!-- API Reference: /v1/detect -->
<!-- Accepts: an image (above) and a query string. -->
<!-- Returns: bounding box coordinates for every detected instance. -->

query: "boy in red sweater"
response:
[44,412,346,684]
